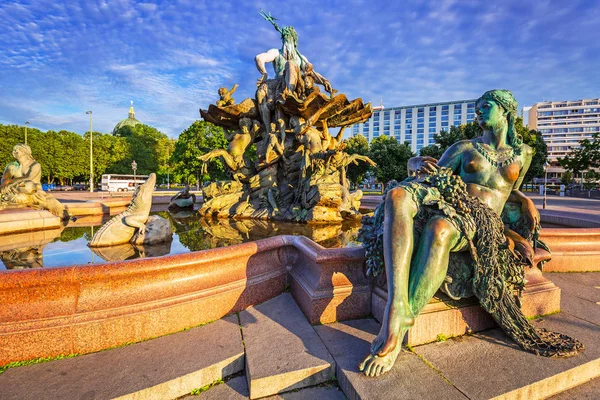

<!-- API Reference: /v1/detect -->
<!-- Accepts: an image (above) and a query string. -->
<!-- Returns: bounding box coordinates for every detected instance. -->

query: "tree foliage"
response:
[418,119,548,186]
[0,122,173,186]
[559,132,600,177]
[368,136,415,183]
[343,134,371,186]
[171,120,228,186]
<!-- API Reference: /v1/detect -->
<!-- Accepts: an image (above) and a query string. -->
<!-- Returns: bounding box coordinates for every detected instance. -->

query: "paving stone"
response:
[196,376,249,399]
[559,293,600,326]
[266,385,347,399]
[314,319,467,400]
[0,315,244,400]
[549,376,600,399]
[239,293,335,399]
[413,312,600,400]
[192,375,346,400]
[545,273,600,303]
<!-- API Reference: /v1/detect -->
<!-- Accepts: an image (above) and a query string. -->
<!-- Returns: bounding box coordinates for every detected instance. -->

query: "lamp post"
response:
[166,147,170,189]
[24,121,30,146]
[132,160,137,187]
[543,161,550,210]
[86,111,93,193]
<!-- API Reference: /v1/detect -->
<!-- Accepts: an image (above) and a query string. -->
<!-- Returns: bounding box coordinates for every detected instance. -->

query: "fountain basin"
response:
[0,235,369,366]
[0,206,598,366]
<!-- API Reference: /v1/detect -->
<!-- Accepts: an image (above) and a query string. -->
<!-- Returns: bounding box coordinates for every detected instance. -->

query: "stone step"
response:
[239,293,336,399]
[315,312,600,400]
[314,319,468,400]
[184,374,346,399]
[0,314,244,400]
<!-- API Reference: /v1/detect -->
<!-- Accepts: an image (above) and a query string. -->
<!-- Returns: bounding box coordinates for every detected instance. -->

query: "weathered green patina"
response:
[358,89,583,377]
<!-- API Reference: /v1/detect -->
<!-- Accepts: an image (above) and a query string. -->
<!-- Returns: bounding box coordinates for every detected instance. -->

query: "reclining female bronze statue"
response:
[0,144,67,220]
[359,89,582,377]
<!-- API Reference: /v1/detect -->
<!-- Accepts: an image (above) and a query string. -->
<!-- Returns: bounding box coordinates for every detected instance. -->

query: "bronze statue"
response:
[216,84,239,108]
[198,11,373,222]
[0,144,68,220]
[199,118,259,183]
[169,183,196,209]
[358,89,583,377]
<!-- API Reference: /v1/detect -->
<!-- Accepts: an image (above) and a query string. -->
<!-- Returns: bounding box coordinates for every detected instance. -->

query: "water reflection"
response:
[0,210,362,270]
[90,241,172,262]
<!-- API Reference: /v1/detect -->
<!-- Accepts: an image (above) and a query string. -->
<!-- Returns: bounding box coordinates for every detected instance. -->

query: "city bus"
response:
[100,174,150,192]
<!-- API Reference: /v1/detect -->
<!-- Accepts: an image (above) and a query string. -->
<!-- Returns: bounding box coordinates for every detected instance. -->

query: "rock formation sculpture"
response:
[199,10,373,223]
[169,184,196,209]
[89,173,172,247]
[0,144,69,220]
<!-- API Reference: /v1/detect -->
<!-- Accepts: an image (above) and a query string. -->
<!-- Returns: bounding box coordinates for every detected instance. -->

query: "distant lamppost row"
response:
[24,121,30,146]
[132,160,137,187]
[86,111,93,193]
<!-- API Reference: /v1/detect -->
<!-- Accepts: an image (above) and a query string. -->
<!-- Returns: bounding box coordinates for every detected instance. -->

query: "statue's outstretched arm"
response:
[229,84,239,95]
[348,154,376,167]
[334,126,346,142]
[311,70,333,94]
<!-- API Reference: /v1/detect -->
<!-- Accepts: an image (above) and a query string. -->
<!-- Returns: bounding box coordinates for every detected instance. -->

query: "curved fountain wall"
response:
[1,213,598,366]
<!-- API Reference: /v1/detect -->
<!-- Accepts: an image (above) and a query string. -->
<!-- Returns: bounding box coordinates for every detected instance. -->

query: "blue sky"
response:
[1,0,599,138]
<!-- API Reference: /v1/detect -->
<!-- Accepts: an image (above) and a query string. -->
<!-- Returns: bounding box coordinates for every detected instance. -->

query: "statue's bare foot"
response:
[359,333,403,377]
[371,308,413,355]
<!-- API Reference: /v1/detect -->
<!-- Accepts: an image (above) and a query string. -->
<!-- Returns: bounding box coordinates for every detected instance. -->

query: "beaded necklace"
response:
[474,138,520,168]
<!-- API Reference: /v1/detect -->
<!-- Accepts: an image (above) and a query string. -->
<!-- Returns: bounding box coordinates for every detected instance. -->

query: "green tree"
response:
[419,122,481,160]
[560,171,572,185]
[110,124,169,176]
[343,134,371,187]
[559,132,600,179]
[368,136,415,183]
[84,132,128,185]
[419,118,547,187]
[172,121,228,186]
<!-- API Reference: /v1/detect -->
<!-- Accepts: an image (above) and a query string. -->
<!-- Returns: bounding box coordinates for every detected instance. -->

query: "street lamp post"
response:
[543,161,550,210]
[132,160,137,188]
[86,111,93,193]
[24,121,30,146]
[166,147,170,189]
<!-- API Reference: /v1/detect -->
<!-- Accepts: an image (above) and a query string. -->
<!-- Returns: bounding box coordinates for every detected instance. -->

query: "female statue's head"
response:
[476,89,522,149]
[12,144,33,161]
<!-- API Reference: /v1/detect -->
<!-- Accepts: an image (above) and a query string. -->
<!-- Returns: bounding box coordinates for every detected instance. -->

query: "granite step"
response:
[315,312,600,400]
[239,293,336,399]
[0,314,244,400]
[183,374,346,399]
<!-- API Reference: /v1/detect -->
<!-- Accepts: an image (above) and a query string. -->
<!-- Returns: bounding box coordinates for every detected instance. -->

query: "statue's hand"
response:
[522,198,540,231]
[408,156,439,176]
[257,73,268,87]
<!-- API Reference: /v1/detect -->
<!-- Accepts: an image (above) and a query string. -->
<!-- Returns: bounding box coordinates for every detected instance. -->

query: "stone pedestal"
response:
[372,266,562,346]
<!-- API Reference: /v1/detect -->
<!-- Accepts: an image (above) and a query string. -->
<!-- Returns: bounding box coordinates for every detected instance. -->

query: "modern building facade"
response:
[528,98,600,178]
[349,99,478,153]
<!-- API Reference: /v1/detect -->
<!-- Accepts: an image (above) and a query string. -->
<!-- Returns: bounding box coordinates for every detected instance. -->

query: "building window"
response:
[442,105,449,111]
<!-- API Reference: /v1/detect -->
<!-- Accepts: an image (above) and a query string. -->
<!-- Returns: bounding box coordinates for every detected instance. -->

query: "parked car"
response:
[42,183,57,191]
[55,185,73,191]
[72,184,88,191]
